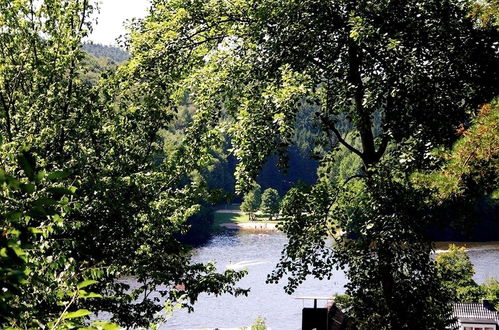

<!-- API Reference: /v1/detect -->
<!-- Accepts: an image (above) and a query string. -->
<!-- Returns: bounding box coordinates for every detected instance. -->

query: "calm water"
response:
[161,231,499,330]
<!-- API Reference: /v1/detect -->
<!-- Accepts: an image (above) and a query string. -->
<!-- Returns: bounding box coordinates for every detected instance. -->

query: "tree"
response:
[436,245,499,309]
[260,188,281,220]
[470,0,499,30]
[241,186,262,221]
[127,0,499,328]
[0,150,119,329]
[482,278,499,310]
[412,100,498,202]
[435,245,484,302]
[251,317,267,330]
[0,0,247,328]
[411,99,498,234]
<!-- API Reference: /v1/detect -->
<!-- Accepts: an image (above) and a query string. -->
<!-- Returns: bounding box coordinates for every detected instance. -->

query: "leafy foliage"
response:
[436,245,499,309]
[412,99,498,240]
[482,278,499,310]
[435,245,484,302]
[412,100,499,201]
[2,0,498,328]
[470,0,499,30]
[0,150,118,329]
[126,0,498,328]
[251,316,267,330]
[0,0,248,328]
[241,185,262,221]
[260,188,280,220]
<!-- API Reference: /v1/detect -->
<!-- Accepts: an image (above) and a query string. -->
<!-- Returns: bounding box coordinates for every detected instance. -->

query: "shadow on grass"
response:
[213,212,248,227]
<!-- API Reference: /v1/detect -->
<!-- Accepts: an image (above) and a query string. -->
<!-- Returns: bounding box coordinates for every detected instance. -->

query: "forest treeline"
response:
[88,44,498,243]
[82,43,130,63]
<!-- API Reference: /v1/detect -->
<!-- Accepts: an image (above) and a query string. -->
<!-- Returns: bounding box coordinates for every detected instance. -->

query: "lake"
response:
[162,231,499,330]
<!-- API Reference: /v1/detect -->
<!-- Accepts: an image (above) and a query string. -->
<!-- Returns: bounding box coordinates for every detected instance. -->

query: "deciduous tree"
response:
[0,1,247,327]
[128,0,499,327]
[260,188,280,220]
[241,185,262,221]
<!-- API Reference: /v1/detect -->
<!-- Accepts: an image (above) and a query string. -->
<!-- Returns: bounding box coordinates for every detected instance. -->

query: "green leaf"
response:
[47,170,71,180]
[17,152,36,180]
[20,183,36,194]
[29,227,44,234]
[62,309,91,319]
[10,245,25,258]
[47,187,74,197]
[27,206,48,218]
[81,291,103,299]
[36,170,46,182]
[6,211,22,222]
[33,197,58,207]
[77,280,98,289]
[86,321,120,330]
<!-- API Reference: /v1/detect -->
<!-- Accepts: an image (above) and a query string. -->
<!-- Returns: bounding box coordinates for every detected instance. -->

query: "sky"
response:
[88,0,150,45]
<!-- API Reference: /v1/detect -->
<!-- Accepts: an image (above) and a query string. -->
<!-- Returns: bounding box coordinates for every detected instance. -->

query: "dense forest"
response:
[82,43,130,63]
[1,0,498,329]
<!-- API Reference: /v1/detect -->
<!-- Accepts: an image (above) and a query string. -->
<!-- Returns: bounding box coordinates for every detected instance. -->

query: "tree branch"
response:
[375,134,390,160]
[343,174,366,186]
[329,124,364,159]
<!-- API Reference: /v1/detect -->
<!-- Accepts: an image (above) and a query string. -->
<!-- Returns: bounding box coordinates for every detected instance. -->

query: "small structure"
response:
[296,296,353,330]
[452,301,499,330]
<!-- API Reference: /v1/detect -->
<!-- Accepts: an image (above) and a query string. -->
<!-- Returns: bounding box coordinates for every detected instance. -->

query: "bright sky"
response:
[88,0,151,45]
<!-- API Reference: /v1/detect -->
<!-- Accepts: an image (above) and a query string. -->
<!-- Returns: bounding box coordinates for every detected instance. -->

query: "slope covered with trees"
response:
[82,43,130,63]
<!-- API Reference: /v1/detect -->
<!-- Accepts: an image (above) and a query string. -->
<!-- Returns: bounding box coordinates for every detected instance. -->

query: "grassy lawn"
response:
[213,212,249,227]
[211,210,284,233]
[213,211,280,227]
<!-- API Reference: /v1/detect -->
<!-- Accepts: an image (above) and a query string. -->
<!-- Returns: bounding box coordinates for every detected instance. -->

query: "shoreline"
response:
[218,221,280,231]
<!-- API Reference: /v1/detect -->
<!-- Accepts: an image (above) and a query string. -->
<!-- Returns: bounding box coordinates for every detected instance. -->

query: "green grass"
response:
[213,212,249,226]
[213,211,280,226]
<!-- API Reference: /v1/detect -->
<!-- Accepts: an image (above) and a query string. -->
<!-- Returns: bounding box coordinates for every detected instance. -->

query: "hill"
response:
[82,43,130,63]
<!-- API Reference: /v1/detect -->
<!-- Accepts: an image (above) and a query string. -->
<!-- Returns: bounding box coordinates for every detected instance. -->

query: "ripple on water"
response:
[162,231,346,330]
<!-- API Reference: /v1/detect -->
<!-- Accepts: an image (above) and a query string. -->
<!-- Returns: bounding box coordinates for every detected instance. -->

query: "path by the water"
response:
[214,207,281,231]
[218,221,279,231]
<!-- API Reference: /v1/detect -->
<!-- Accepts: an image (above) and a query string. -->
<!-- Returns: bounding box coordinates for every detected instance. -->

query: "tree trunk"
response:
[347,41,378,168]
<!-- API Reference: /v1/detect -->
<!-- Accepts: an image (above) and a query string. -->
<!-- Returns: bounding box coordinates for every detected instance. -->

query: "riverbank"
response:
[219,221,279,231]
[213,205,281,232]
[434,241,499,252]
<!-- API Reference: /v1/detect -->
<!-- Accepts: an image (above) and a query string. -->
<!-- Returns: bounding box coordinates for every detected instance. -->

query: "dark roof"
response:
[328,304,346,330]
[452,302,499,326]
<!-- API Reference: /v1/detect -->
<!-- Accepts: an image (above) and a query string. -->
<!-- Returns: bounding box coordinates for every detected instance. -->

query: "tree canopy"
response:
[126,0,498,328]
[436,245,499,309]
[0,0,247,328]
[1,0,498,328]
[241,185,262,220]
[260,188,280,220]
